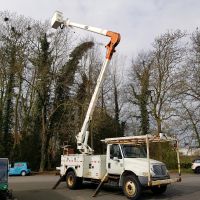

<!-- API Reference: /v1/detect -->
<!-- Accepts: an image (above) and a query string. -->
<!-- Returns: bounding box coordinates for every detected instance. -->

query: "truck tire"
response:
[66,171,82,189]
[151,185,167,194]
[123,175,141,200]
[195,167,200,174]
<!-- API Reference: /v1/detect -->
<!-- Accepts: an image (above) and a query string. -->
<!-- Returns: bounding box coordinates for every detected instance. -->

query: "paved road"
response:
[9,174,200,200]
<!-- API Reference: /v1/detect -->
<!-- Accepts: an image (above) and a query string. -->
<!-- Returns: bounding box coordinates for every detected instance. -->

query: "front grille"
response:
[153,165,167,176]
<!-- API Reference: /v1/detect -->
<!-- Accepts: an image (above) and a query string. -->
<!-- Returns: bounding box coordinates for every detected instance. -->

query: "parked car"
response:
[192,159,200,173]
[9,162,31,176]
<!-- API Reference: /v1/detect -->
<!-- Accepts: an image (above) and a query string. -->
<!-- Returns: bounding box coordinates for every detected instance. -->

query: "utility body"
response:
[51,11,181,200]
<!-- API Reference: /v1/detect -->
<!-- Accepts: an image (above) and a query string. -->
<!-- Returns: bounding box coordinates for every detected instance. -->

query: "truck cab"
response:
[101,135,181,199]
[107,143,169,184]
[107,143,169,179]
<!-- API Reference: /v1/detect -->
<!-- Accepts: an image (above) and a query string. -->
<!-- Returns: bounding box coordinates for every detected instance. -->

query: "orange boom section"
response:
[106,31,121,60]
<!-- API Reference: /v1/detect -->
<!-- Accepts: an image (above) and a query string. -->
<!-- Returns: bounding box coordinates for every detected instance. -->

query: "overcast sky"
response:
[1,0,200,59]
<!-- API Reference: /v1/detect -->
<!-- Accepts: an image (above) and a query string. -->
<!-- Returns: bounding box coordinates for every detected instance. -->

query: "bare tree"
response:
[0,11,33,157]
[127,52,153,135]
[149,30,186,134]
[175,29,200,147]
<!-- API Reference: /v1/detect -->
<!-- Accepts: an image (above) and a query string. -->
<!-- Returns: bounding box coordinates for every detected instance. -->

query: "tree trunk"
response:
[39,107,47,172]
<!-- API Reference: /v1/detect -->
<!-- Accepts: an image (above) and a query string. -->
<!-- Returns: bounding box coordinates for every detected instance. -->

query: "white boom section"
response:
[51,11,108,36]
[51,11,120,154]
[65,20,108,36]
[76,59,110,154]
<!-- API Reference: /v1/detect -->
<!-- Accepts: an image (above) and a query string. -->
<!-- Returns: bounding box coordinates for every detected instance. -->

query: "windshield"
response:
[122,144,147,158]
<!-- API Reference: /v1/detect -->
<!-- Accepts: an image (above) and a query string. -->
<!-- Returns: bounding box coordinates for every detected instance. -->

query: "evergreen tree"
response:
[49,42,94,148]
[30,33,53,171]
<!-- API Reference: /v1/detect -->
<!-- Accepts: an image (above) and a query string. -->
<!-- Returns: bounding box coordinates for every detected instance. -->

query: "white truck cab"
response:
[107,143,169,184]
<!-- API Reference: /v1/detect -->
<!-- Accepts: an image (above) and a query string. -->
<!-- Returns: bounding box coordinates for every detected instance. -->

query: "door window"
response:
[110,144,122,159]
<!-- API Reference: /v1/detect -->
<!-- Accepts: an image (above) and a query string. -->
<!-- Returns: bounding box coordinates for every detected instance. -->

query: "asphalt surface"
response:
[9,174,200,200]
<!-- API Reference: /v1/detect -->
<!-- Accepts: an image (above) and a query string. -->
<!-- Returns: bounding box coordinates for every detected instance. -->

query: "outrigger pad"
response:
[52,175,66,190]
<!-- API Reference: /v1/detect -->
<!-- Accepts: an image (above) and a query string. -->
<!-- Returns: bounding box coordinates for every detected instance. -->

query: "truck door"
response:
[107,144,124,175]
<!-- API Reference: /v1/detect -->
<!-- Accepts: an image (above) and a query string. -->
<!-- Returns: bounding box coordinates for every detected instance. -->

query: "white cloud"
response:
[1,0,200,60]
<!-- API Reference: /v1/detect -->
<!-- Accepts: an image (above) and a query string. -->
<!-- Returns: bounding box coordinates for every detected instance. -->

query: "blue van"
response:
[9,162,31,176]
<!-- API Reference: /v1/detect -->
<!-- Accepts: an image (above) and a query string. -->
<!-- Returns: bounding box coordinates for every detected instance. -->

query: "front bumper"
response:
[150,177,181,186]
[138,175,181,187]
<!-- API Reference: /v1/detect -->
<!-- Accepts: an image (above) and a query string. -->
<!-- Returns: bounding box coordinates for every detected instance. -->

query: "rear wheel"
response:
[151,185,167,194]
[66,171,82,189]
[195,167,200,174]
[123,175,141,200]
[21,171,26,176]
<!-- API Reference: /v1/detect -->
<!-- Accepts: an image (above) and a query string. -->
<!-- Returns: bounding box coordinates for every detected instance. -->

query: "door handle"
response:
[108,163,111,168]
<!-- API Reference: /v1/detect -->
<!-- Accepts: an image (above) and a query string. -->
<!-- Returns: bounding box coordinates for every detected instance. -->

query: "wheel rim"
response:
[125,180,136,196]
[67,175,74,186]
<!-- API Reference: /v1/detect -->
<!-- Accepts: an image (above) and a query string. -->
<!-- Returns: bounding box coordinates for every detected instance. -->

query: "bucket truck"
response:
[51,11,181,200]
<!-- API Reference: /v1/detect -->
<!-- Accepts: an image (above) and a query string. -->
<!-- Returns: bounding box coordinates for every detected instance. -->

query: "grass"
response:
[169,168,193,174]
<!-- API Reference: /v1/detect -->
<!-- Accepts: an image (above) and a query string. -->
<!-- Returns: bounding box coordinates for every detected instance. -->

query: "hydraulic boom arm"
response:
[51,11,120,154]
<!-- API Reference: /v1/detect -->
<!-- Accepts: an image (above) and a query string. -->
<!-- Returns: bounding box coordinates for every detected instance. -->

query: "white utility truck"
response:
[51,11,181,200]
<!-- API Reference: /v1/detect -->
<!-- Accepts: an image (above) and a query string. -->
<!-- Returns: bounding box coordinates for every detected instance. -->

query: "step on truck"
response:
[51,11,181,200]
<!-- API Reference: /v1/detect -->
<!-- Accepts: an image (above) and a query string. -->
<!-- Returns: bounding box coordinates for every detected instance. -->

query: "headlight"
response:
[4,185,8,189]
[142,172,149,176]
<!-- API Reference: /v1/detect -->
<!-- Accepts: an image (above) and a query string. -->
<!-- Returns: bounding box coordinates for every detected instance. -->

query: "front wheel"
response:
[123,175,141,200]
[151,185,167,194]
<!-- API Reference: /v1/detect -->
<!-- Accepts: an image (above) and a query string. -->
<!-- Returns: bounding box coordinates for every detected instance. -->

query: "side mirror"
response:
[113,157,120,162]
